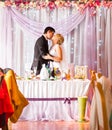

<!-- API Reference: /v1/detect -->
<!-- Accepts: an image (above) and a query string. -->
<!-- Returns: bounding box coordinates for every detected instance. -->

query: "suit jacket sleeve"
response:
[38,36,49,56]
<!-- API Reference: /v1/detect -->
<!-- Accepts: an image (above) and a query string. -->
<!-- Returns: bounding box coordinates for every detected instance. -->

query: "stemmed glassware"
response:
[33,67,37,76]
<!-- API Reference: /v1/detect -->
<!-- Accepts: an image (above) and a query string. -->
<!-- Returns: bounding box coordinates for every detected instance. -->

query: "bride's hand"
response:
[42,54,51,59]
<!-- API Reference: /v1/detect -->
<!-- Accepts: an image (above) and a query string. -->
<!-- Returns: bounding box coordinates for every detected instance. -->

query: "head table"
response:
[17,79,91,121]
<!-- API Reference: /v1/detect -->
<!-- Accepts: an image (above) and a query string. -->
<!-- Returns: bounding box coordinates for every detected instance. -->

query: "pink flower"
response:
[48,1,56,10]
[5,0,12,6]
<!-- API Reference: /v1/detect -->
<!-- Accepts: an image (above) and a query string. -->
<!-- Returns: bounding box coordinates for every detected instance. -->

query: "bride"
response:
[43,33,64,71]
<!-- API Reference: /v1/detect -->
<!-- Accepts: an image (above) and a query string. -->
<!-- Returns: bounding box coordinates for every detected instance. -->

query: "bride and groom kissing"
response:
[31,26,64,76]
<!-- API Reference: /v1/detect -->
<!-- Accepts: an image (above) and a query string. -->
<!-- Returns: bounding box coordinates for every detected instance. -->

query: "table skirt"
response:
[17,79,92,121]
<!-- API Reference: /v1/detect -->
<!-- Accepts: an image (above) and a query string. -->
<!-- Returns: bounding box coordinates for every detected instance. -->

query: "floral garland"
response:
[0,0,112,13]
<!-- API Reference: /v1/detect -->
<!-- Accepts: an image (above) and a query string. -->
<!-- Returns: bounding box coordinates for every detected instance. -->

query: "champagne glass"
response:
[33,67,37,76]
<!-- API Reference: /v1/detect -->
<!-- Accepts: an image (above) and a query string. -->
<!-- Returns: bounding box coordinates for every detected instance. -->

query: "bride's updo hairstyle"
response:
[56,34,64,45]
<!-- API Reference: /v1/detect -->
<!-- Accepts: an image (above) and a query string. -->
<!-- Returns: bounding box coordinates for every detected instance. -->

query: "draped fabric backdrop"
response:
[0,5,112,81]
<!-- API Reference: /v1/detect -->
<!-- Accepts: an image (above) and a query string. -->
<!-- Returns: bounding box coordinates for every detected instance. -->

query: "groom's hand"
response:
[42,54,50,59]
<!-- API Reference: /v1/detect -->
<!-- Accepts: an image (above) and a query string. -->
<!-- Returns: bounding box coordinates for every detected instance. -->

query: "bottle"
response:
[40,64,49,80]
[46,62,51,78]
[51,67,55,78]
[49,62,55,78]
[66,69,71,80]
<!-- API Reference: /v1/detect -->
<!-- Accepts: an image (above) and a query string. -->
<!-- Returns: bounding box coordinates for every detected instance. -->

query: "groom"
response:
[31,26,55,75]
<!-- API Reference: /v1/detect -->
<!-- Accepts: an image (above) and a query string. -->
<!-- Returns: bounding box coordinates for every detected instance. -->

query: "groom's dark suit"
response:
[31,35,50,75]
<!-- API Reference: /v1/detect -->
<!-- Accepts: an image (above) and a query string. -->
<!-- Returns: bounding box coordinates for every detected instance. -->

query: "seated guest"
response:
[3,68,29,123]
[3,68,12,74]
[0,68,14,130]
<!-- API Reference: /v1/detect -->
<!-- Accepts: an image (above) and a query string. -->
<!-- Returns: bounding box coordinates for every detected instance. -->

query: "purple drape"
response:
[0,6,112,81]
[10,7,86,37]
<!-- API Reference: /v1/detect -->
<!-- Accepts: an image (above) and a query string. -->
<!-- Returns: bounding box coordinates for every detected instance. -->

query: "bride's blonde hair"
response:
[56,34,64,45]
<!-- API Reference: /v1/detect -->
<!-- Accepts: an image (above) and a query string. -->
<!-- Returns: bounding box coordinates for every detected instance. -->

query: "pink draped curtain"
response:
[0,6,112,81]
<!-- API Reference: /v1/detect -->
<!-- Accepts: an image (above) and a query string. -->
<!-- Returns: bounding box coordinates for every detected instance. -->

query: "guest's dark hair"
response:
[44,26,55,34]
[0,68,4,73]
[0,67,4,87]
[3,68,12,74]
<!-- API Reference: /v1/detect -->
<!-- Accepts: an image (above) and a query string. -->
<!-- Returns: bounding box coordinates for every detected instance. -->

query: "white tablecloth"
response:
[17,79,91,121]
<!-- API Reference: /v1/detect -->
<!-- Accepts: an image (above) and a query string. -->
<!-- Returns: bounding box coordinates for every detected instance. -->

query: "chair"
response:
[90,72,112,130]
[4,69,29,123]
[0,68,13,130]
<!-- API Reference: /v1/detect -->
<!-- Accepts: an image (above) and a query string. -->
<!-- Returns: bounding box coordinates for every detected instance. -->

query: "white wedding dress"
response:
[49,44,61,70]
[49,43,68,73]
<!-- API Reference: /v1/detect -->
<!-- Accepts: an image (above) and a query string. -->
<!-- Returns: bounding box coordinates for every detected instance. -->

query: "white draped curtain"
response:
[0,5,112,81]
